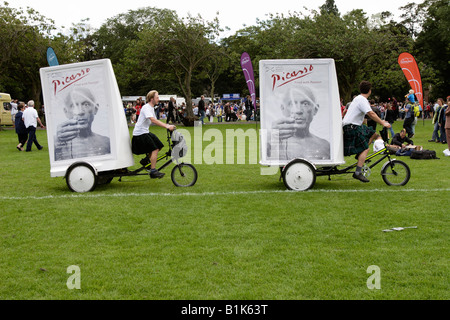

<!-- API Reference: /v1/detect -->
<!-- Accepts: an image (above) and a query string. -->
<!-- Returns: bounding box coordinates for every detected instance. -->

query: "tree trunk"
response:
[209,82,215,106]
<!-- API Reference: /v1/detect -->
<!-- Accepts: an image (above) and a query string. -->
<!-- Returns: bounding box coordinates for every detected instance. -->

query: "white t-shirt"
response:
[133,103,157,136]
[342,95,372,126]
[22,107,38,128]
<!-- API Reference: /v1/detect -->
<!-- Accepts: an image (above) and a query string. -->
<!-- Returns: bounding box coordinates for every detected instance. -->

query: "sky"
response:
[8,0,417,36]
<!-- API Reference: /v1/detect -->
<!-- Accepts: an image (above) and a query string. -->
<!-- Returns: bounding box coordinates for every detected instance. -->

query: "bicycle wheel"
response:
[171,163,198,187]
[381,160,411,186]
[283,159,316,191]
[66,162,98,193]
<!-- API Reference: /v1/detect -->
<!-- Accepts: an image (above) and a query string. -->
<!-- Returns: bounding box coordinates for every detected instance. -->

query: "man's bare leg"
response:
[149,149,165,179]
[150,149,159,170]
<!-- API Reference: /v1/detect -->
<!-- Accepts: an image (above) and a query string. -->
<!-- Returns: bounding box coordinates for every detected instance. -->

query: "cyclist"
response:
[342,81,391,183]
[132,90,176,179]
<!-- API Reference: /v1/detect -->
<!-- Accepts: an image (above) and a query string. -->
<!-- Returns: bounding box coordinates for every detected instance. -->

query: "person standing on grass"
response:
[167,97,176,124]
[430,99,443,142]
[445,96,450,151]
[132,91,176,179]
[384,103,396,140]
[23,100,45,152]
[15,102,27,151]
[198,95,206,125]
[438,99,447,145]
[342,81,391,183]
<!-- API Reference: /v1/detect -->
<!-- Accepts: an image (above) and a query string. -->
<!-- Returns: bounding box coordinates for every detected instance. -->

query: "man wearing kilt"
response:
[132,90,176,179]
[342,81,391,183]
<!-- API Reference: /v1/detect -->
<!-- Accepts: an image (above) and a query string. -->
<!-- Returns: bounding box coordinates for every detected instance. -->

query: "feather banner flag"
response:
[46,47,59,67]
[398,52,423,109]
[240,52,256,110]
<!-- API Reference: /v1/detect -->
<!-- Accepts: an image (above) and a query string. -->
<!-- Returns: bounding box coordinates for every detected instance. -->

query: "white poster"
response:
[40,59,134,177]
[260,59,344,167]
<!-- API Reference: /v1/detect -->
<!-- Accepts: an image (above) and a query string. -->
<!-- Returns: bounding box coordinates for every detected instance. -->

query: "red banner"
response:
[398,52,423,109]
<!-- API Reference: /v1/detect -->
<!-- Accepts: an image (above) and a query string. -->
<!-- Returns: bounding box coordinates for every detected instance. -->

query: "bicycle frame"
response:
[315,147,393,178]
[116,130,178,179]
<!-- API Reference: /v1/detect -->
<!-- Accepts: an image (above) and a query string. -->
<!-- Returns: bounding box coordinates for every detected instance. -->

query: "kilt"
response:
[132,132,164,155]
[343,124,375,157]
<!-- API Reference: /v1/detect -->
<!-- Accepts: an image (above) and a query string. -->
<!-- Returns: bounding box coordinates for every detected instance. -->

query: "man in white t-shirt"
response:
[342,81,390,183]
[22,100,45,152]
[132,91,176,179]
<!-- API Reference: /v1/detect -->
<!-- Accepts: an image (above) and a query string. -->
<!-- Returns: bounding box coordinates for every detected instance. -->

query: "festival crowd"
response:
[340,92,449,150]
[123,95,260,126]
[8,91,450,155]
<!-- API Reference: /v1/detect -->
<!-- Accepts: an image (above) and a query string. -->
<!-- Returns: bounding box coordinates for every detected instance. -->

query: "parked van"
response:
[0,93,13,126]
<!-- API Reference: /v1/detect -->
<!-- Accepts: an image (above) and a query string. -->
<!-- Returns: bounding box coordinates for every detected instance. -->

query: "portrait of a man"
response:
[267,86,331,161]
[54,87,111,161]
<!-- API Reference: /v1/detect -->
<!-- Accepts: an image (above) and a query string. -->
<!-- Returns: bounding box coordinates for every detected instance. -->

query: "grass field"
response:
[0,119,448,300]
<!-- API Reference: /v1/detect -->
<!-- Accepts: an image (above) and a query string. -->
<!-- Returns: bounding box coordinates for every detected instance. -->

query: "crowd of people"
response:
[9,91,450,158]
[123,95,260,126]
[341,92,449,150]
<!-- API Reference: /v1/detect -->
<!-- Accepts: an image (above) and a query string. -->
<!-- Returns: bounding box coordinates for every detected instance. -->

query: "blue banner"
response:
[47,47,59,67]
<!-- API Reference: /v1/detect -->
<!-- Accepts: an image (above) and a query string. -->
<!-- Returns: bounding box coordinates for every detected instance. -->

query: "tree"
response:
[0,2,55,103]
[203,46,230,104]
[414,0,450,99]
[320,0,340,16]
[246,9,384,101]
[399,1,429,38]
[129,13,224,122]
[88,7,178,94]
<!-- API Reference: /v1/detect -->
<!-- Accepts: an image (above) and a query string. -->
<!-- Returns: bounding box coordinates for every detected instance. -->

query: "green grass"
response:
[0,120,448,300]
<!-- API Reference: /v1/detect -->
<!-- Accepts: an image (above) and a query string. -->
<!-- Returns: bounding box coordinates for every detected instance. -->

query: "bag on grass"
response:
[410,149,439,160]
[396,149,412,156]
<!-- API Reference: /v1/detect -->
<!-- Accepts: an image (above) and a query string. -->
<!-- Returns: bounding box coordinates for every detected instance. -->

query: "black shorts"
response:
[132,132,164,155]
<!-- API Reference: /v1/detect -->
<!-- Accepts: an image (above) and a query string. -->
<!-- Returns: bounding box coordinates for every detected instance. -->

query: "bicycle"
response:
[282,144,411,191]
[66,130,197,193]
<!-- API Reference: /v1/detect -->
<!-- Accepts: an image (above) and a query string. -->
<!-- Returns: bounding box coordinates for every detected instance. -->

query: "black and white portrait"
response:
[260,60,337,165]
[267,85,331,161]
[54,86,111,161]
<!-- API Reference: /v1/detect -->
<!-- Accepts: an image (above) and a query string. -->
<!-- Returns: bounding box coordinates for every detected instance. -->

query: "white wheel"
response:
[66,162,98,193]
[283,159,316,191]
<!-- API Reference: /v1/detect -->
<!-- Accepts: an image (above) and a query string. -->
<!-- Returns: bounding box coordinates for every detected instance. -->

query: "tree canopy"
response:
[0,0,448,107]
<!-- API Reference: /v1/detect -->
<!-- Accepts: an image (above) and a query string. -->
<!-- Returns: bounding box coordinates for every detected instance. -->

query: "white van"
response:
[0,93,13,126]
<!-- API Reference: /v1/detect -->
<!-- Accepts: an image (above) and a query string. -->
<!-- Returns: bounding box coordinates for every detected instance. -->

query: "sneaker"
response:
[428,140,435,142]
[150,170,165,179]
[38,146,43,150]
[140,157,150,167]
[353,173,370,183]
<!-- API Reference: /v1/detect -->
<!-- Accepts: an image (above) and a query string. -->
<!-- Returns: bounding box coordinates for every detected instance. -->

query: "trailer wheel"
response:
[283,159,316,191]
[66,162,98,193]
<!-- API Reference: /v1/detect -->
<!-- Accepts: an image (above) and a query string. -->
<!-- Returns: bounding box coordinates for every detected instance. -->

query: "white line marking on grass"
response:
[1,188,449,201]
